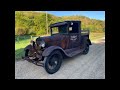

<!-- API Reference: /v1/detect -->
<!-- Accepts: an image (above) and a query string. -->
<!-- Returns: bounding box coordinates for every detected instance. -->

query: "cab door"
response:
[68,22,80,48]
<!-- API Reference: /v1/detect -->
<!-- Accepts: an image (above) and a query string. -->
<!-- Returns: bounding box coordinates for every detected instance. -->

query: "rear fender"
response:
[87,39,92,45]
[83,37,92,45]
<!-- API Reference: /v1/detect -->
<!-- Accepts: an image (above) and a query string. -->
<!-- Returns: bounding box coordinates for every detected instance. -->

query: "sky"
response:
[40,11,105,21]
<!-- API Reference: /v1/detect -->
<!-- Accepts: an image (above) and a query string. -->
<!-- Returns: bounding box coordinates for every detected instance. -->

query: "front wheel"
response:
[43,50,63,74]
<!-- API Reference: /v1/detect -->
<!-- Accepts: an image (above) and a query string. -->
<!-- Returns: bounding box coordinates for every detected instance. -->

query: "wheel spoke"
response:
[48,55,59,70]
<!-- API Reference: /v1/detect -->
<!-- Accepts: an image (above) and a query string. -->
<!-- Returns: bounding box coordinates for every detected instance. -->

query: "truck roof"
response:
[49,20,81,27]
[50,22,67,27]
[64,20,81,22]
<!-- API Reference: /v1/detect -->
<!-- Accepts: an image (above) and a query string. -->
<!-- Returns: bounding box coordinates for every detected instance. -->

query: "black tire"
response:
[25,49,29,57]
[43,50,63,74]
[83,42,89,54]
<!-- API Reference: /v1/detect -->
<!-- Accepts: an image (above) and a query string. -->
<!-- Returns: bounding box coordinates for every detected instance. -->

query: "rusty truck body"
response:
[22,20,92,74]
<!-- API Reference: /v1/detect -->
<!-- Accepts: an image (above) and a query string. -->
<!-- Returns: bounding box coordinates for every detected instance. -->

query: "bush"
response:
[27,28,36,35]
[15,27,28,35]
[36,29,46,36]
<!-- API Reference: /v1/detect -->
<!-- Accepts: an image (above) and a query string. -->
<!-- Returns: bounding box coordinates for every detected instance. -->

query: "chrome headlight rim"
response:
[39,40,45,48]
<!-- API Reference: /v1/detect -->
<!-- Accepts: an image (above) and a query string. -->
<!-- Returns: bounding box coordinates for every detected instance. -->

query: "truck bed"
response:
[80,30,90,45]
[81,30,89,36]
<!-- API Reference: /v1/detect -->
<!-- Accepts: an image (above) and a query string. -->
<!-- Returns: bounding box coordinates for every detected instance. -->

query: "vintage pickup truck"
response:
[22,20,92,74]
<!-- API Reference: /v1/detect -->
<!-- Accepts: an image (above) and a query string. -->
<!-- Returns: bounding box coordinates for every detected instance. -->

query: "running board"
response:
[65,47,84,57]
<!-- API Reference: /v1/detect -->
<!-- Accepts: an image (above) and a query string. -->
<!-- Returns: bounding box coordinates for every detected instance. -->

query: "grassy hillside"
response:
[15,11,105,36]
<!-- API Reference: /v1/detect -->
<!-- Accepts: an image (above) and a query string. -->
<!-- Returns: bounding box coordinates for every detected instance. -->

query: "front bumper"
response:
[22,56,44,66]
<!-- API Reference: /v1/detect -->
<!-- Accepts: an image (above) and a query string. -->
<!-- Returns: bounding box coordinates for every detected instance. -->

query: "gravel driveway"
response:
[15,37,105,79]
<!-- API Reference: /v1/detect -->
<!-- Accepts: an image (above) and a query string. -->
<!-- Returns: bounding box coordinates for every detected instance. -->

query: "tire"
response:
[25,49,29,57]
[83,42,89,55]
[43,50,63,74]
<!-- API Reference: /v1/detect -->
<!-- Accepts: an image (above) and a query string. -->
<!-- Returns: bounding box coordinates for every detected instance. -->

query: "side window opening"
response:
[52,27,59,35]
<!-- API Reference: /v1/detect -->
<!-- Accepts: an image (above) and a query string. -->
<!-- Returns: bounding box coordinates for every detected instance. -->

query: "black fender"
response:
[84,37,92,45]
[87,39,92,45]
[42,46,69,57]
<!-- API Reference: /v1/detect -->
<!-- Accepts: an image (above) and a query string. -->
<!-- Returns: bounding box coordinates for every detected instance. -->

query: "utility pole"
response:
[46,11,48,35]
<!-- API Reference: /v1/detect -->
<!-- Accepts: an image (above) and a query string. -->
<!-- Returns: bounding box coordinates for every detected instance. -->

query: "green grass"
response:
[15,39,29,60]
[15,33,105,60]
[15,35,38,60]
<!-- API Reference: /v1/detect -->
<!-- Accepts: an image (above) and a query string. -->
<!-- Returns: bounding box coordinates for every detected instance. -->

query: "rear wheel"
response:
[43,50,63,74]
[83,42,89,54]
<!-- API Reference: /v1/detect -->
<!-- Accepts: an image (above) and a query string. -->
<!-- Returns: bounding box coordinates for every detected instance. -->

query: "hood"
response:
[38,34,63,42]
[36,34,64,47]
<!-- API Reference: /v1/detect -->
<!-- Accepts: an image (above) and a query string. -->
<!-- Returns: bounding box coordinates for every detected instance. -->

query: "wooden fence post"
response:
[31,35,32,40]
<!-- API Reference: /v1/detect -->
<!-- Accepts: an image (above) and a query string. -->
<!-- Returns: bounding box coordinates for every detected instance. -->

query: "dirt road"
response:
[15,37,105,79]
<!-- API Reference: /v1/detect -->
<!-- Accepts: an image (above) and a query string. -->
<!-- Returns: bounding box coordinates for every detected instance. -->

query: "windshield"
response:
[51,24,67,35]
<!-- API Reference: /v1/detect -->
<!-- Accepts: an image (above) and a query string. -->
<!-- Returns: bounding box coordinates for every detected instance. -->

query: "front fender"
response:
[42,46,65,57]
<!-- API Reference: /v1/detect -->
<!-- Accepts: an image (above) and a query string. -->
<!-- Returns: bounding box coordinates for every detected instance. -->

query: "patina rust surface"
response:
[39,34,69,50]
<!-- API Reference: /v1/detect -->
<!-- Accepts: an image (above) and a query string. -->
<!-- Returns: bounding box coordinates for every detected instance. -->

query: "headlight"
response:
[39,40,45,48]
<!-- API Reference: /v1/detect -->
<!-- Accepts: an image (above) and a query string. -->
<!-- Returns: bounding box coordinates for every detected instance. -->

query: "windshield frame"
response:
[50,24,68,36]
